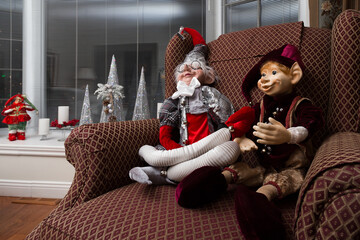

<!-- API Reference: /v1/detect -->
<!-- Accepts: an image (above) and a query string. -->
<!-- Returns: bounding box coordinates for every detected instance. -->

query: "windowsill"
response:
[0,128,71,157]
[0,128,75,198]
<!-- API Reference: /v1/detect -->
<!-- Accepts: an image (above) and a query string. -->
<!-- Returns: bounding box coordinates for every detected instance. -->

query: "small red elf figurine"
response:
[1,94,38,141]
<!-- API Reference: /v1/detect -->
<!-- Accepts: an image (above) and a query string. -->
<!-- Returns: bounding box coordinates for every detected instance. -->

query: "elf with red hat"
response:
[2,94,37,141]
[175,44,324,239]
[129,27,259,185]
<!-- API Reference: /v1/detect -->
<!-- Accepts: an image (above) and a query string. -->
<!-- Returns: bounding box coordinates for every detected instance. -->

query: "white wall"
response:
[0,130,74,198]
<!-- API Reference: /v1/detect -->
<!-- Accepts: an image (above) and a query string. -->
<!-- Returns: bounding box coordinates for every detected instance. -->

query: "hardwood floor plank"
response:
[0,196,57,240]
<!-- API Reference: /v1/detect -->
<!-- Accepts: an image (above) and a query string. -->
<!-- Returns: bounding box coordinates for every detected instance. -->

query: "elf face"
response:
[257,61,294,97]
[14,96,23,104]
[177,60,205,86]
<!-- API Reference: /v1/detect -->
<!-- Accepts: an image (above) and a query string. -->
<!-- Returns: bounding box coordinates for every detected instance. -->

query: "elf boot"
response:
[234,184,286,240]
[8,133,17,141]
[176,166,228,208]
[17,132,26,140]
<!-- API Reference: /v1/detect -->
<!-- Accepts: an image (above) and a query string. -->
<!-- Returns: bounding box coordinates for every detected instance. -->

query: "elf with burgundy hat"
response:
[2,94,38,141]
[175,44,324,239]
[129,27,259,185]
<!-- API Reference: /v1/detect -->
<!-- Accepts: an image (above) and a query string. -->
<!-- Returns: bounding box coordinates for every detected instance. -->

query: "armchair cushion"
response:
[295,132,360,239]
[54,119,160,215]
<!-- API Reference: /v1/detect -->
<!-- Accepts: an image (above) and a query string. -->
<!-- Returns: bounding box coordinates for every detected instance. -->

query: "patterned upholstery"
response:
[27,10,360,240]
[58,119,159,216]
[295,132,360,239]
[327,10,360,134]
[208,21,303,111]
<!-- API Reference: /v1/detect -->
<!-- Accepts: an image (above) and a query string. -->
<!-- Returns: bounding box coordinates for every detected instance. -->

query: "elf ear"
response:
[290,62,303,85]
[203,68,216,85]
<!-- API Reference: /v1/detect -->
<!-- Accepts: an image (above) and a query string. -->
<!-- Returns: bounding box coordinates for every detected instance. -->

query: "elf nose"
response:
[183,64,191,72]
[260,76,270,84]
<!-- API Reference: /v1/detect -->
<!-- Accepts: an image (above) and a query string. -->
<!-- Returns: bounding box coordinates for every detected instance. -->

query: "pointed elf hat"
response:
[4,94,38,111]
[241,44,304,105]
[4,94,24,107]
[178,27,209,62]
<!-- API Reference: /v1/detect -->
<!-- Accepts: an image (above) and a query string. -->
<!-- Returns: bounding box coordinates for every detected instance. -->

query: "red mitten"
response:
[225,106,255,139]
[159,125,182,150]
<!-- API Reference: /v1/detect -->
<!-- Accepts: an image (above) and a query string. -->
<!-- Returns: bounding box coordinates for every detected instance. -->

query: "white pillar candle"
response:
[38,118,50,135]
[58,106,69,124]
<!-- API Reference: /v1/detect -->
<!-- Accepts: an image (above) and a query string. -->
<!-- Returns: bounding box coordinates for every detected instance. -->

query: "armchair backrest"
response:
[165,10,360,142]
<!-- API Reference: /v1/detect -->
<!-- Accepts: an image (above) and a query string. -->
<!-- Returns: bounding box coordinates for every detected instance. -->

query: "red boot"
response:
[234,184,286,240]
[17,132,26,140]
[8,133,17,141]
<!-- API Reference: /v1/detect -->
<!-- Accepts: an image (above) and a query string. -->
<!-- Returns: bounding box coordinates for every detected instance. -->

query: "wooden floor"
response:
[0,196,58,240]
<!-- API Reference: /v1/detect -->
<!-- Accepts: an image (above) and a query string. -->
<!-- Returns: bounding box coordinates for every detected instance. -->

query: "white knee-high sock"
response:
[139,128,231,167]
[167,141,240,182]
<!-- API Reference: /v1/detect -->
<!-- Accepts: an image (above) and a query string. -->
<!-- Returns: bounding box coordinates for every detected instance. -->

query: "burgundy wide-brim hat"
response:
[241,44,304,104]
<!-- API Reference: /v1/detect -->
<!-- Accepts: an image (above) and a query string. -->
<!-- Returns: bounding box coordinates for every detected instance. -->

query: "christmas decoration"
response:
[51,119,79,129]
[51,118,79,141]
[79,84,93,125]
[132,66,150,120]
[1,94,38,141]
[95,55,125,122]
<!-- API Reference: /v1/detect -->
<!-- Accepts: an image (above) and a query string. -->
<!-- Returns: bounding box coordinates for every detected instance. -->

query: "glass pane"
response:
[226,0,243,4]
[225,1,258,33]
[136,0,205,120]
[0,40,10,68]
[11,70,22,95]
[76,0,108,122]
[94,0,138,121]
[0,0,10,39]
[0,99,7,128]
[12,40,22,69]
[47,0,205,122]
[46,0,77,122]
[11,13,22,40]
[0,70,10,130]
[261,0,298,26]
[0,11,10,39]
[0,70,10,99]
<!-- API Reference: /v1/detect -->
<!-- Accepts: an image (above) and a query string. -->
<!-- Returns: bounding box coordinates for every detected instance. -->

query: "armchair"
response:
[27,10,360,240]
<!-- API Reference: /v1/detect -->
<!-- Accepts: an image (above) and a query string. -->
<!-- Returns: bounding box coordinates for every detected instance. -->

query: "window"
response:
[224,0,299,33]
[0,0,23,128]
[1,0,302,129]
[46,0,206,122]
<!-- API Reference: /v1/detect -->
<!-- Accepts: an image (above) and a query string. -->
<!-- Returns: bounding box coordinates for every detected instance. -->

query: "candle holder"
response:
[51,119,79,141]
[57,126,71,142]
[40,135,48,141]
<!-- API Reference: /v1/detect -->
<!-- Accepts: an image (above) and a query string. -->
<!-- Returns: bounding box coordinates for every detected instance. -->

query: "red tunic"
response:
[1,102,34,124]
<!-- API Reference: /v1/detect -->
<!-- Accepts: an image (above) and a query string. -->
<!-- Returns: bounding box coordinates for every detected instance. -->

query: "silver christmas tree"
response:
[95,55,125,122]
[132,66,150,120]
[79,84,93,126]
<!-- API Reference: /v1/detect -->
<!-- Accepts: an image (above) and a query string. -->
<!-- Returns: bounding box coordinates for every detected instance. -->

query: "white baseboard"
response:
[0,179,71,198]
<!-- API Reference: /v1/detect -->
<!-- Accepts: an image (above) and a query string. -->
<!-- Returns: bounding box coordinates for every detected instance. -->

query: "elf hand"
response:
[253,117,291,145]
[234,136,258,153]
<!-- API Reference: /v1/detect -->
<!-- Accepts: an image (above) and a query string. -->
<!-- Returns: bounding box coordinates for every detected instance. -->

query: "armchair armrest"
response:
[53,119,160,214]
[295,132,360,239]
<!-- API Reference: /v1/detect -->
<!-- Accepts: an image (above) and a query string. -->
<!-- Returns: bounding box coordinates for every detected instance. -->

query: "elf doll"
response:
[2,94,38,141]
[175,44,324,240]
[129,28,260,185]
